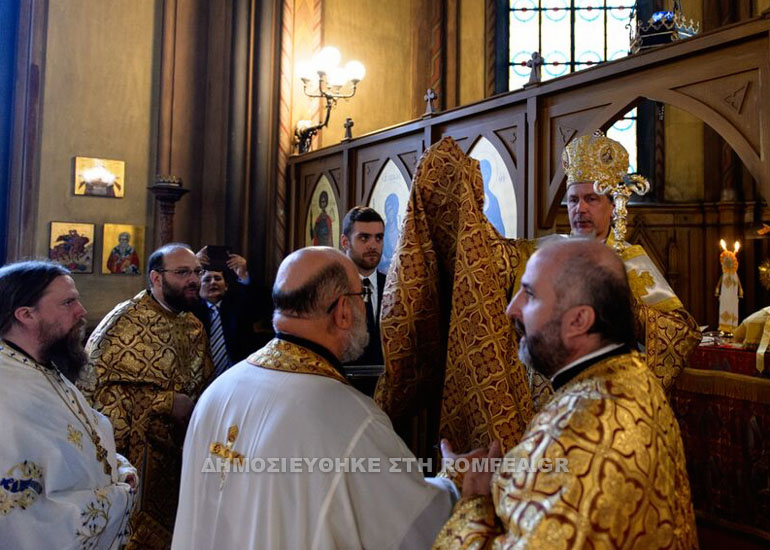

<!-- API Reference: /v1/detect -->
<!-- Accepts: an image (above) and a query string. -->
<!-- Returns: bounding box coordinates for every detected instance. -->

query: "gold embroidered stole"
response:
[606,231,684,313]
[247,339,348,385]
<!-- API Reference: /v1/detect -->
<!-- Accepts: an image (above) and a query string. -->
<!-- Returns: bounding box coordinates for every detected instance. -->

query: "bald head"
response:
[534,238,635,346]
[272,247,370,361]
[536,239,625,291]
[273,247,357,318]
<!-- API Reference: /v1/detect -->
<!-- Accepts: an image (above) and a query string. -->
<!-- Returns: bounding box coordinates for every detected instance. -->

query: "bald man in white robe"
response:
[173,247,461,550]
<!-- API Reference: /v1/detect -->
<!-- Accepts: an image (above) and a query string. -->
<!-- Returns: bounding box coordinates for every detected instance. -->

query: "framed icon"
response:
[49,222,95,273]
[102,224,145,275]
[74,157,125,197]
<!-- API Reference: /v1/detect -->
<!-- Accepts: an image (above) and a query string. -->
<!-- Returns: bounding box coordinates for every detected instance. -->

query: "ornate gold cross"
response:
[594,174,650,251]
[209,425,245,489]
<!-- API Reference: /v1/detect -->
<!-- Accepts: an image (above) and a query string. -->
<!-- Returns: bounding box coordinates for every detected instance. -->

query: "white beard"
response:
[341,303,370,363]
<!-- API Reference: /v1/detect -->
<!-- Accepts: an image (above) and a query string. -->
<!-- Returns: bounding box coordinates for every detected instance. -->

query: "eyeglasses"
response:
[326,286,372,314]
[155,268,204,278]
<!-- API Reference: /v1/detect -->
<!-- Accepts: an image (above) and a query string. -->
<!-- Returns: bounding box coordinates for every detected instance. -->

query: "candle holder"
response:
[716,240,742,334]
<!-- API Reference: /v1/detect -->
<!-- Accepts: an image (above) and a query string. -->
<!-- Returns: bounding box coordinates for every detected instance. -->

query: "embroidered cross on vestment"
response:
[209,425,246,489]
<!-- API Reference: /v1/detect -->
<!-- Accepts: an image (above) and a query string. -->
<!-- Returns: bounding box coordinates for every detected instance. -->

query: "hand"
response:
[441,439,502,498]
[171,392,195,427]
[227,254,248,280]
[124,473,137,490]
[196,246,210,268]
[440,439,494,494]
[462,440,502,497]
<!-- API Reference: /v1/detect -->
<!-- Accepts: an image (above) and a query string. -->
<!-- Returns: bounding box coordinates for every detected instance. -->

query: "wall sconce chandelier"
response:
[295,46,365,154]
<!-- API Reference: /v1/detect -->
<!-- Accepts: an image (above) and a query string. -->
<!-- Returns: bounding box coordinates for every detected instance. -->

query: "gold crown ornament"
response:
[562,130,650,251]
[562,130,629,188]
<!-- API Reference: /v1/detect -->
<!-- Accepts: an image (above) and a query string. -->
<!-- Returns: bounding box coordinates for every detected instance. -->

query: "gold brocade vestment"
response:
[433,351,698,550]
[611,235,701,391]
[530,233,702,406]
[375,137,700,453]
[248,337,349,383]
[81,290,213,550]
[374,137,534,453]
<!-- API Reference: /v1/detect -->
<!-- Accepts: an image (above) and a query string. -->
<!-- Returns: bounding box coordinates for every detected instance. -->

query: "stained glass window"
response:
[509,1,638,171]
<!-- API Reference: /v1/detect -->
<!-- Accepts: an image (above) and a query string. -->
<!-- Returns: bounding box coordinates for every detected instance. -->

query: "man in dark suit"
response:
[193,251,259,377]
[340,206,386,366]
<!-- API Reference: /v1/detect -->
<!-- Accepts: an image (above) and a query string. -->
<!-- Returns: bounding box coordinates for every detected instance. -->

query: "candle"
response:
[716,239,742,333]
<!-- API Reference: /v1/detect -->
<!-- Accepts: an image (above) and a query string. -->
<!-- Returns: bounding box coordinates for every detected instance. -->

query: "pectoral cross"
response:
[209,425,245,489]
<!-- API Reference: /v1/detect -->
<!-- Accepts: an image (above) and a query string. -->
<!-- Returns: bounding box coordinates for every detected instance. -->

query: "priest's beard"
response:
[162,276,200,312]
[515,316,570,379]
[40,318,88,383]
[341,303,370,363]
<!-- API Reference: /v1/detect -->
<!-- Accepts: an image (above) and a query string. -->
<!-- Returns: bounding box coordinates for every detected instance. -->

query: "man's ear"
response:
[340,234,350,252]
[13,306,36,329]
[149,270,162,289]
[330,296,354,331]
[562,305,595,340]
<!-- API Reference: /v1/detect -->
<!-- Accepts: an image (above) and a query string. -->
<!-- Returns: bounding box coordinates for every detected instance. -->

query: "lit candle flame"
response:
[719,239,741,253]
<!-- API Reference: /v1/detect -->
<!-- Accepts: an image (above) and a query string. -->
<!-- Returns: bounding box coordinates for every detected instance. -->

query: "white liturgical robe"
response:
[172,337,457,550]
[0,342,135,550]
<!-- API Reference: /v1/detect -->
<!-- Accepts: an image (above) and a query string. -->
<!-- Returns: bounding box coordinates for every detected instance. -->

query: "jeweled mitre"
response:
[562,130,629,187]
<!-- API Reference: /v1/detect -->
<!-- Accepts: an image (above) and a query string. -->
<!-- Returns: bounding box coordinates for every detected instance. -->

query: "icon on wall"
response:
[468,137,517,238]
[305,175,340,249]
[102,224,145,275]
[74,157,125,198]
[49,222,95,273]
[368,160,409,274]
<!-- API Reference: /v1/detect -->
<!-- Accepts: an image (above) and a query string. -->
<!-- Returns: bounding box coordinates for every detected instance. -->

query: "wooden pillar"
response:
[252,0,283,282]
[6,0,46,261]
[148,178,189,245]
[444,0,459,109]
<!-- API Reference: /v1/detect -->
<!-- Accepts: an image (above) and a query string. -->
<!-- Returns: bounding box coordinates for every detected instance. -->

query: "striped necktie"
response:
[208,303,231,377]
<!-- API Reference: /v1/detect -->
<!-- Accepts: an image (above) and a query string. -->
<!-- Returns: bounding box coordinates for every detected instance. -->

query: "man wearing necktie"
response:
[194,251,260,377]
[340,206,386,366]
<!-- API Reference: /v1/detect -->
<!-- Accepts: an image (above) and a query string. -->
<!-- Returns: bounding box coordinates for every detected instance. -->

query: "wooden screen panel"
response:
[437,107,527,235]
[354,132,423,207]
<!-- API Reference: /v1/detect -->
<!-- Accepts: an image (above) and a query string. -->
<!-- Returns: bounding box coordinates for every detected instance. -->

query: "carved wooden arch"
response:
[529,19,770,228]
[303,169,343,216]
[290,17,770,243]
[363,155,413,207]
[354,132,424,207]
[541,30,770,227]
[543,87,767,226]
